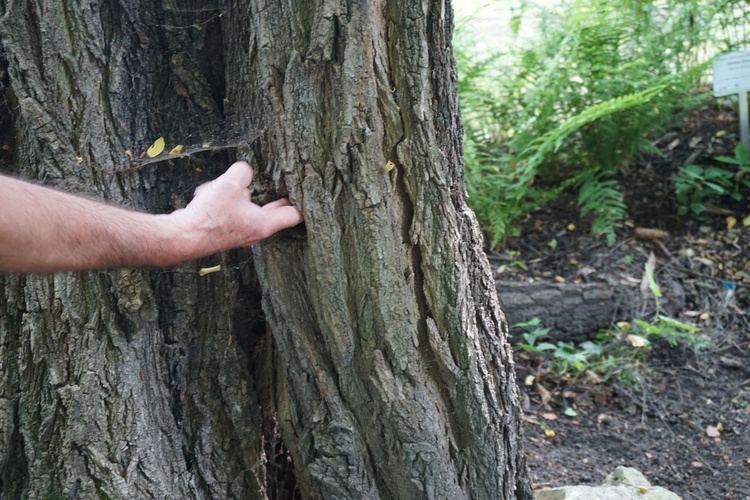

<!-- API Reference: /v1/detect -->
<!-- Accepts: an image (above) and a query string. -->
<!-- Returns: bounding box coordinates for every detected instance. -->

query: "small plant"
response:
[673,143,750,216]
[512,263,712,389]
[672,164,734,216]
[631,315,710,352]
[635,261,711,352]
[513,318,603,376]
[550,341,602,375]
[578,176,627,246]
[514,318,556,354]
[716,143,750,194]
[495,250,529,275]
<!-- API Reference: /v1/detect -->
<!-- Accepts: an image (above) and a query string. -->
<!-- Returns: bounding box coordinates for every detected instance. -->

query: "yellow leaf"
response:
[543,428,556,438]
[716,422,724,432]
[567,223,576,231]
[627,334,648,348]
[202,143,211,148]
[727,215,737,230]
[639,487,649,493]
[168,144,184,156]
[699,312,710,321]
[716,130,726,137]
[743,214,750,227]
[597,413,607,423]
[616,321,631,331]
[524,375,535,386]
[146,137,165,158]
[198,265,221,276]
[385,160,395,172]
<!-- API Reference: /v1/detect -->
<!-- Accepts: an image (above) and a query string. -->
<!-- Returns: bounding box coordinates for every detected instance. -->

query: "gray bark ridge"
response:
[243,0,534,498]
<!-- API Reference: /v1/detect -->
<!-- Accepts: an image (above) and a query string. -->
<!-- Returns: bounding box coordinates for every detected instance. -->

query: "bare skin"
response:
[0,162,303,273]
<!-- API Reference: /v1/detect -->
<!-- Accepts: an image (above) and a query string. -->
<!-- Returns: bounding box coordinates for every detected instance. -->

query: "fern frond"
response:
[578,177,627,246]
[525,85,667,165]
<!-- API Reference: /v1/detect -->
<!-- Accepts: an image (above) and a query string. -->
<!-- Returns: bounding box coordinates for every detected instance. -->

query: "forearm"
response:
[0,176,196,272]
[0,162,303,273]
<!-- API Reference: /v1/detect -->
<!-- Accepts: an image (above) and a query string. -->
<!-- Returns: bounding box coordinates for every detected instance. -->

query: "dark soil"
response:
[499,103,750,498]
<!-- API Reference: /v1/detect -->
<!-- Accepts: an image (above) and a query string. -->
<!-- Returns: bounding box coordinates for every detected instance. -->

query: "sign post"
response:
[741,91,749,150]
[714,50,750,149]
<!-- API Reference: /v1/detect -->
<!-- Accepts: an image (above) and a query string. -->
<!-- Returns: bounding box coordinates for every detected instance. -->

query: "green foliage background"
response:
[456,0,750,248]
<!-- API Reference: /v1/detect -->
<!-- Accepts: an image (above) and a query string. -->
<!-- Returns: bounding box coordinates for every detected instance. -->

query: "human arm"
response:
[0,162,303,272]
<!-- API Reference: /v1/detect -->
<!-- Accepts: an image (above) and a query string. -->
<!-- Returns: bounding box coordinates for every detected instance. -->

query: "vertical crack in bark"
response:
[20,1,45,82]
[263,416,302,500]
[0,40,17,171]
[1,397,28,497]
[230,265,305,500]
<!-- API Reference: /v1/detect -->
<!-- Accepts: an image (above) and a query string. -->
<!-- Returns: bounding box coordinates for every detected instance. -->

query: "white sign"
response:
[714,50,750,97]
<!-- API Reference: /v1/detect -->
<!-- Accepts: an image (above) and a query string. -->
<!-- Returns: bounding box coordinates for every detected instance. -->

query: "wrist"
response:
[156,211,210,266]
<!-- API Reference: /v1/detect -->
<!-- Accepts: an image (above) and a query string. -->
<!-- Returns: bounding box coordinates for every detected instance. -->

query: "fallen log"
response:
[496,281,619,344]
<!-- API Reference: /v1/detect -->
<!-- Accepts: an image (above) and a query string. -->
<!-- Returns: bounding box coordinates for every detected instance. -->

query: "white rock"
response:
[536,467,681,500]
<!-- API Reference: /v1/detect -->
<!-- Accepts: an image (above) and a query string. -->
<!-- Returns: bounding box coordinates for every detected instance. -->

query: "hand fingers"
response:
[222,161,254,187]
[262,197,293,209]
[262,204,304,233]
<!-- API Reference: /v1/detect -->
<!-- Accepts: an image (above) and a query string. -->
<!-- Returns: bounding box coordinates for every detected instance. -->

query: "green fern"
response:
[523,85,668,169]
[456,0,750,248]
[578,177,627,246]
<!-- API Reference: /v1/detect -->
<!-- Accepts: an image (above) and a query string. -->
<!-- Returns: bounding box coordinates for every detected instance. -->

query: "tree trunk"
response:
[0,1,534,498]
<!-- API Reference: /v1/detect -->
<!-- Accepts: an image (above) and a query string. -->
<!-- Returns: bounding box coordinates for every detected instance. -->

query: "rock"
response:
[536,467,681,500]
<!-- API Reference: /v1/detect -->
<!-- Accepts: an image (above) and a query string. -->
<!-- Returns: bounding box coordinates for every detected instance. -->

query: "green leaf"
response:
[736,143,750,164]
[715,156,740,165]
[689,202,706,214]
[703,182,726,194]
[704,166,732,179]
[682,165,704,178]
[656,315,699,332]
[536,342,558,351]
[644,261,661,299]
[514,318,542,328]
[564,407,578,418]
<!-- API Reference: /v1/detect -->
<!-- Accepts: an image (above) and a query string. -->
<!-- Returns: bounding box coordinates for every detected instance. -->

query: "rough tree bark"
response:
[0,1,534,498]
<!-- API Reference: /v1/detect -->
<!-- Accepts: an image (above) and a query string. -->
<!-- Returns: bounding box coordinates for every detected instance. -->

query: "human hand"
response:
[174,162,304,256]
